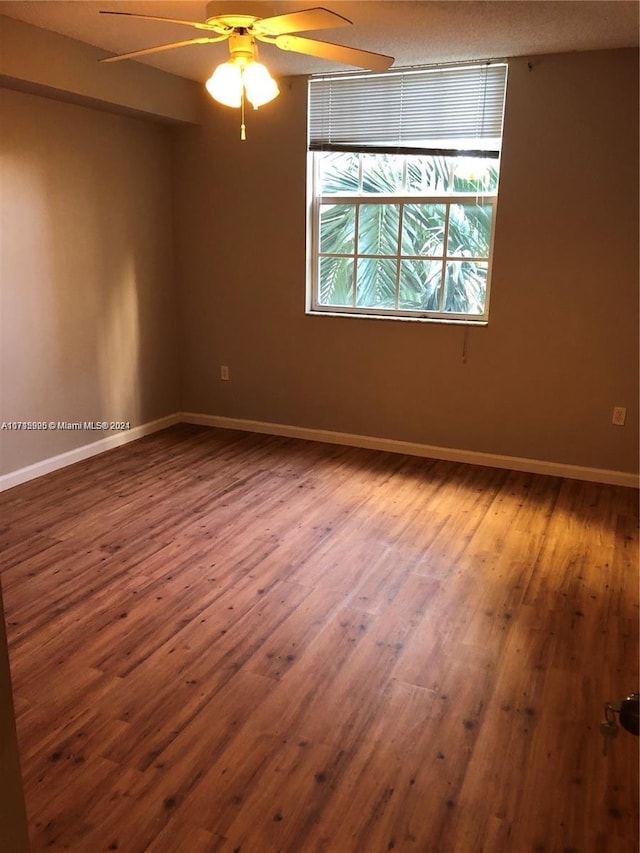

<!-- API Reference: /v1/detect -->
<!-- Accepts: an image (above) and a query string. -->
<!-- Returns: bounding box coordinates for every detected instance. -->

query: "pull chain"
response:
[240,80,246,141]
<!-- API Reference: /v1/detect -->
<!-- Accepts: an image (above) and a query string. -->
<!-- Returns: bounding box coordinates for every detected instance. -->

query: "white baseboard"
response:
[181,412,640,489]
[2,411,637,491]
[0,414,180,492]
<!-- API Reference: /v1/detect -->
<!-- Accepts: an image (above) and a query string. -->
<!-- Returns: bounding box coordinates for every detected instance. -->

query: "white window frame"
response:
[308,155,498,322]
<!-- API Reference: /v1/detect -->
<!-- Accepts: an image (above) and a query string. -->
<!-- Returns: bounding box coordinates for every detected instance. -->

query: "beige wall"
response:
[0,88,179,474]
[0,15,201,124]
[174,48,639,474]
[1,47,637,479]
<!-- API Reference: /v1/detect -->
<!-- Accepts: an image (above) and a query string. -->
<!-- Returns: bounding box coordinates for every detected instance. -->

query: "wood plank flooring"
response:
[1,424,638,852]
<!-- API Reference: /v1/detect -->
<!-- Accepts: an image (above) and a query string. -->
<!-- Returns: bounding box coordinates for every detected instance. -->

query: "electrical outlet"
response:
[612,406,626,426]
[220,365,229,381]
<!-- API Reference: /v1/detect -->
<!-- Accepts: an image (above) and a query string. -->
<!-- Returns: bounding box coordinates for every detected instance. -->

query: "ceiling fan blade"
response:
[275,35,393,72]
[99,36,226,63]
[99,10,216,32]
[253,7,351,36]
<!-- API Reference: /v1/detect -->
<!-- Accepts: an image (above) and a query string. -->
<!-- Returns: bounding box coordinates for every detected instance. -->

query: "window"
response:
[307,64,508,322]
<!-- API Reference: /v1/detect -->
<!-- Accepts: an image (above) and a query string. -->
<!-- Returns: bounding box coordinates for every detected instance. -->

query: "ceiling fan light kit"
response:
[206,55,279,109]
[205,32,279,140]
[99,3,394,139]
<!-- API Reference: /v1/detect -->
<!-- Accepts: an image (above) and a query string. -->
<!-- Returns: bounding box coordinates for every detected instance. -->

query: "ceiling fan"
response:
[99,3,394,135]
[99,2,393,72]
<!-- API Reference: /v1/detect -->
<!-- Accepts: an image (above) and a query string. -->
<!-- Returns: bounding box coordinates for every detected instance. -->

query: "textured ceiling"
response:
[0,1,638,80]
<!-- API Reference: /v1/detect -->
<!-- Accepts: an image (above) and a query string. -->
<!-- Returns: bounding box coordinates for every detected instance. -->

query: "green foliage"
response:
[402,204,445,256]
[321,152,359,193]
[320,204,355,254]
[362,153,403,192]
[357,258,396,308]
[399,260,441,311]
[407,156,450,193]
[447,204,492,258]
[317,152,496,315]
[358,204,399,255]
[319,256,354,306]
[444,262,487,314]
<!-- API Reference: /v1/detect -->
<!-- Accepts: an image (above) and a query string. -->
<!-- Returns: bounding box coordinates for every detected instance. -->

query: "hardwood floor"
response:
[1,424,638,853]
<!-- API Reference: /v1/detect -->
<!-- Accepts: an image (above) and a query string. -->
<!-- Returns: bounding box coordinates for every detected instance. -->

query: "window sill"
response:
[306,309,488,326]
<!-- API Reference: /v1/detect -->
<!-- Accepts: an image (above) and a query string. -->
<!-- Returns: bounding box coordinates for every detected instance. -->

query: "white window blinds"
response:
[308,63,508,156]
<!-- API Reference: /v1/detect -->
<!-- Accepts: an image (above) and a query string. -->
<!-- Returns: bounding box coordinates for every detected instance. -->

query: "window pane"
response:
[320,152,359,193]
[406,155,451,193]
[399,260,442,310]
[319,256,354,306]
[356,258,397,308]
[358,204,399,255]
[320,204,355,253]
[361,153,403,193]
[447,204,493,258]
[452,157,499,193]
[443,261,487,314]
[401,204,446,256]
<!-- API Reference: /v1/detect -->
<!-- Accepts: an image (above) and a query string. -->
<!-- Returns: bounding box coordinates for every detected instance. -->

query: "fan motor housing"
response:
[205,2,275,28]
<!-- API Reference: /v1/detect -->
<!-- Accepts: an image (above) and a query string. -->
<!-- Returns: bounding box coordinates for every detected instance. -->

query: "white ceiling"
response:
[0,0,638,80]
